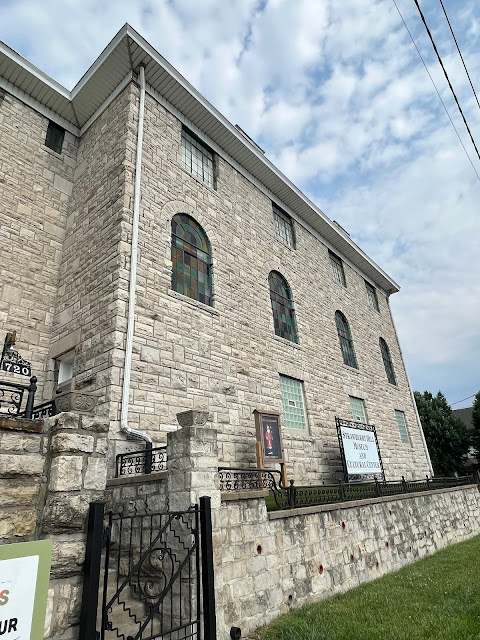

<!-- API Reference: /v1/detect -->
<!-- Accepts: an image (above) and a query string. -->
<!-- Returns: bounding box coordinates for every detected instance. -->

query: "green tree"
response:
[471,391,480,456]
[414,390,471,476]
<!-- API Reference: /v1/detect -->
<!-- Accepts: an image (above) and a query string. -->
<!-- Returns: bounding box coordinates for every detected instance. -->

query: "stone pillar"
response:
[41,412,109,639]
[167,409,224,639]
[167,409,220,511]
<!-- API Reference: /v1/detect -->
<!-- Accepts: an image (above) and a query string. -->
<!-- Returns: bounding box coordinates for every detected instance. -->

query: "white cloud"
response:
[1,0,479,405]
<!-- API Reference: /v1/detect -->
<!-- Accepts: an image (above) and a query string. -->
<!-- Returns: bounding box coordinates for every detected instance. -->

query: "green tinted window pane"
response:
[268,272,298,343]
[335,311,358,368]
[280,375,307,430]
[171,214,212,306]
[45,121,65,154]
[380,338,396,385]
[395,410,410,444]
[349,396,367,424]
[329,251,346,286]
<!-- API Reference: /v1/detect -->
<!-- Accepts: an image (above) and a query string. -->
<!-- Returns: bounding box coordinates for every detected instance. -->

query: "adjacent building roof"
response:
[453,407,474,429]
[0,24,400,294]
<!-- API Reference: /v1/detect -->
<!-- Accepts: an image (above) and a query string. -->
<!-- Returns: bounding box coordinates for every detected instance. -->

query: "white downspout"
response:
[120,66,152,446]
[387,296,433,476]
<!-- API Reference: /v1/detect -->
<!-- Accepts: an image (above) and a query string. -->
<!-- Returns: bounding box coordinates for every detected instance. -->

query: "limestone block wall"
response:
[0,412,108,640]
[106,471,168,515]
[0,90,77,400]
[49,84,136,424]
[108,86,429,482]
[219,486,480,636]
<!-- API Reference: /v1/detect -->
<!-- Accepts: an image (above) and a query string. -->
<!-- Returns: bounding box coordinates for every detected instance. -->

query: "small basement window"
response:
[45,121,65,154]
[55,349,75,391]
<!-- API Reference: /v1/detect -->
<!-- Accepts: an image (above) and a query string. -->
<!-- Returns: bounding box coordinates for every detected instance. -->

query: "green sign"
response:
[0,539,52,639]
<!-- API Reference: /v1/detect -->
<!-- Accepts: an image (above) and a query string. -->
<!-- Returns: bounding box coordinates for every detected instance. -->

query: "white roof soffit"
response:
[0,24,399,294]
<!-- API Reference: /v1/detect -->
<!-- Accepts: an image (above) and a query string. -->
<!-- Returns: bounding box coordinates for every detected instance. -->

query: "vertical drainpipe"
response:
[387,294,433,476]
[120,66,152,446]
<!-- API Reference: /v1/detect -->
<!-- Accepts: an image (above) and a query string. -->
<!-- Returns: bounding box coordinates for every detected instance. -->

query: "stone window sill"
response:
[342,363,361,375]
[41,144,64,159]
[273,334,303,350]
[168,289,219,315]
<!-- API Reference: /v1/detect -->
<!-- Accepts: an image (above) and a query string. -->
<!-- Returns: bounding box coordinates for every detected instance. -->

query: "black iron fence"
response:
[116,446,167,477]
[79,497,216,640]
[217,467,475,511]
[0,375,58,420]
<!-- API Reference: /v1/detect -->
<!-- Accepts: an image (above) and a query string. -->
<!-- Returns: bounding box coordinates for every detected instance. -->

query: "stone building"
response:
[0,24,432,482]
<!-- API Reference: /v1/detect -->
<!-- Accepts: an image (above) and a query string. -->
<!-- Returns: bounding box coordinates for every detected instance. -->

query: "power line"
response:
[391,0,480,181]
[413,0,480,165]
[438,0,480,113]
[450,393,477,407]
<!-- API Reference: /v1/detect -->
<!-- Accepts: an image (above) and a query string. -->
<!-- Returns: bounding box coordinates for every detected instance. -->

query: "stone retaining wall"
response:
[219,485,480,636]
[0,412,108,640]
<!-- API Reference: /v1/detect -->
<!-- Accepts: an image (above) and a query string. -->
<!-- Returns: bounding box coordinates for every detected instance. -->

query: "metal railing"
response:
[217,467,475,511]
[0,376,37,419]
[115,445,167,477]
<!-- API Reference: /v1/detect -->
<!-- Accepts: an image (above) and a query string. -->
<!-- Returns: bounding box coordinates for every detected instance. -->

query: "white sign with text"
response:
[340,426,382,475]
[0,554,39,639]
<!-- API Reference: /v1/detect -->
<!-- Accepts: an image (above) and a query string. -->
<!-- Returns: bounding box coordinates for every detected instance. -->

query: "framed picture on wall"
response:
[254,410,285,466]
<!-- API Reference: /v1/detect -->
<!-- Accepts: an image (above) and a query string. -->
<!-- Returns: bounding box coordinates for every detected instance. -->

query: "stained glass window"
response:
[329,251,346,287]
[45,121,65,154]
[273,204,294,248]
[365,281,379,312]
[335,311,358,368]
[349,396,367,424]
[268,271,298,343]
[171,213,212,306]
[380,338,396,385]
[395,410,410,444]
[181,128,215,188]
[280,375,307,430]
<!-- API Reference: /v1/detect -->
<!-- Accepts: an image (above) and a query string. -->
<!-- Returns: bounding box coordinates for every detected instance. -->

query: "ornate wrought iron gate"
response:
[79,497,216,640]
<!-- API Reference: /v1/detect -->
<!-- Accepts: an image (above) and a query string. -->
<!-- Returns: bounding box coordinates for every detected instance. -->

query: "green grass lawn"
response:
[255,535,480,640]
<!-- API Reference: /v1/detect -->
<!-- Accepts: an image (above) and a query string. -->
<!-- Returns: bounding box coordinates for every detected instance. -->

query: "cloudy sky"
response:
[1,0,479,408]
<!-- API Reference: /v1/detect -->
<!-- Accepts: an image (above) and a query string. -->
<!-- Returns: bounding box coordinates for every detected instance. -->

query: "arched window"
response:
[335,311,358,368]
[171,214,212,306]
[268,271,298,343]
[380,338,396,385]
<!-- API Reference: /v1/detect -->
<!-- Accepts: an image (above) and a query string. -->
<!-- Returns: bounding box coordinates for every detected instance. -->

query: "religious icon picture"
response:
[254,410,285,465]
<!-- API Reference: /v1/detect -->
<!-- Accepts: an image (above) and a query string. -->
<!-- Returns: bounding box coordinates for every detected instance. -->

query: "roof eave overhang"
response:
[0,24,400,294]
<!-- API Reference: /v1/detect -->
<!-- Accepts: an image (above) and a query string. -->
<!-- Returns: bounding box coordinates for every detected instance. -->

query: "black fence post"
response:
[24,375,37,419]
[144,441,153,474]
[288,480,296,509]
[374,476,380,497]
[200,496,217,640]
[339,480,345,502]
[79,501,105,640]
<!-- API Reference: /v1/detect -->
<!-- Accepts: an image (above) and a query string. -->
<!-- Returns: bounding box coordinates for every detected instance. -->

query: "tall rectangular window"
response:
[273,204,294,248]
[365,281,380,312]
[279,375,307,431]
[329,251,346,286]
[395,410,410,444]
[45,121,65,154]
[181,127,215,188]
[349,396,367,424]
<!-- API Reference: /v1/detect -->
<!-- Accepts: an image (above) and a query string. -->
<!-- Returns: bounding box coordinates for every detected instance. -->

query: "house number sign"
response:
[2,359,31,377]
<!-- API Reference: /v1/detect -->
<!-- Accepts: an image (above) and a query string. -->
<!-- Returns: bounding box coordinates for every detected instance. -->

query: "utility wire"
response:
[391,0,480,181]
[450,393,477,407]
[413,0,480,164]
[438,0,480,113]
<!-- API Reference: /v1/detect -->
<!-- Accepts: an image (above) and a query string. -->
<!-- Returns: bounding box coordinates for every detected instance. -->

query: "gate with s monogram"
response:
[79,497,216,640]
